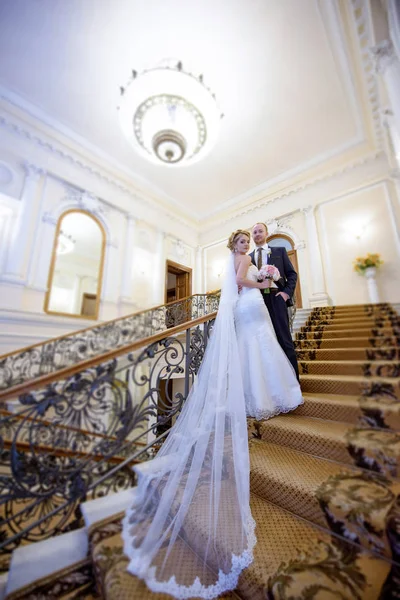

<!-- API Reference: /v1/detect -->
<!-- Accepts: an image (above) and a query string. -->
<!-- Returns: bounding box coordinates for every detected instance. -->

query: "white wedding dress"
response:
[122,254,302,599]
[235,264,303,420]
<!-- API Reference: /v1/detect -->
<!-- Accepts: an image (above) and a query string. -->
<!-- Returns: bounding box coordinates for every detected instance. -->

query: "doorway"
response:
[165,260,192,303]
[165,260,192,327]
[266,234,303,308]
[81,293,97,317]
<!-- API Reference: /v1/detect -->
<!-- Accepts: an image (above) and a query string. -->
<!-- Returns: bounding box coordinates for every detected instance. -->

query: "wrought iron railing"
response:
[0,312,216,555]
[0,291,220,394]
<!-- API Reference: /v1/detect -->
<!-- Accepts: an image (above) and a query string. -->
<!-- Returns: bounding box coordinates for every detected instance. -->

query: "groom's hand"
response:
[276,291,289,302]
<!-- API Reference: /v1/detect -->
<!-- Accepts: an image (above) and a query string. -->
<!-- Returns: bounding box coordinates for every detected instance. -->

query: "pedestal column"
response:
[371,40,400,148]
[119,214,137,302]
[2,163,45,283]
[32,212,58,292]
[301,206,329,307]
[364,267,380,303]
[195,246,203,294]
[153,230,166,306]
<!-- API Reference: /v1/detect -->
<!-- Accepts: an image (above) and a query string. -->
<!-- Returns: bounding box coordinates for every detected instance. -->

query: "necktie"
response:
[257,247,263,269]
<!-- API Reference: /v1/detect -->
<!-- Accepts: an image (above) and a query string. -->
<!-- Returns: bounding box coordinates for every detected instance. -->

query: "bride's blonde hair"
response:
[227,229,250,252]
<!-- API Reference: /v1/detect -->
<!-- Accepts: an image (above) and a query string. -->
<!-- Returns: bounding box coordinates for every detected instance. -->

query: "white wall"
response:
[200,153,400,306]
[318,181,400,305]
[0,101,198,352]
[1,90,400,356]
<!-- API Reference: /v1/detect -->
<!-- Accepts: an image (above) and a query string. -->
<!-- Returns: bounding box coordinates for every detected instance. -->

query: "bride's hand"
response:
[259,279,272,289]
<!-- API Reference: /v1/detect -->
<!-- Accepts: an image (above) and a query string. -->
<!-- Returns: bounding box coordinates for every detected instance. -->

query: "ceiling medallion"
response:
[118,61,222,166]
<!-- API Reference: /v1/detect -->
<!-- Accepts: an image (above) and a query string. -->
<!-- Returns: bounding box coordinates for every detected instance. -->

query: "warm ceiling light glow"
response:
[118,60,222,166]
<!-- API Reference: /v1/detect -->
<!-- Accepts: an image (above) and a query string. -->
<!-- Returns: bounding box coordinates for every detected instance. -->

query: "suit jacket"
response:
[249,246,297,307]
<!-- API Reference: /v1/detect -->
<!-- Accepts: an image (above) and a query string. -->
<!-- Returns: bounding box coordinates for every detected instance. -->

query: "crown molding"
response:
[346,0,386,148]
[0,0,387,232]
[0,93,199,230]
[200,150,384,230]
[201,0,385,225]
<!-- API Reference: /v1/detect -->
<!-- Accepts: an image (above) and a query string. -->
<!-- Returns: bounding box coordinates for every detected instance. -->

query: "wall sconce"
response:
[213,260,225,278]
[353,224,366,240]
[343,219,368,242]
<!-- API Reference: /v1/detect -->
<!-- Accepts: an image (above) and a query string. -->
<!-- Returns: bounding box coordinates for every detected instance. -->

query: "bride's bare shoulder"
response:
[234,254,251,269]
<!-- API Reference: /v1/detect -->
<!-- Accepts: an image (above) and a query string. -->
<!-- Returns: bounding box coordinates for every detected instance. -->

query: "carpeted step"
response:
[297,327,398,339]
[298,360,400,377]
[308,311,398,322]
[5,560,95,599]
[300,373,400,398]
[308,312,396,322]
[295,336,400,349]
[303,321,400,332]
[89,499,395,600]
[297,393,400,431]
[247,414,400,478]
[307,314,400,325]
[310,303,393,312]
[249,439,400,563]
[89,511,241,599]
[296,347,400,361]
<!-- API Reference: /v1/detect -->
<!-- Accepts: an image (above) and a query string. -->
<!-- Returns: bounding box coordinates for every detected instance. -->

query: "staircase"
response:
[3,303,400,599]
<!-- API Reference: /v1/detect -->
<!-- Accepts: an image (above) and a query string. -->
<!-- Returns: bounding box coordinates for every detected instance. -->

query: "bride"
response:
[232,229,303,420]
[122,228,303,599]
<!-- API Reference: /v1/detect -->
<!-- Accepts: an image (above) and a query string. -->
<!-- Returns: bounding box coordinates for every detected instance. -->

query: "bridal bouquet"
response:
[258,264,281,295]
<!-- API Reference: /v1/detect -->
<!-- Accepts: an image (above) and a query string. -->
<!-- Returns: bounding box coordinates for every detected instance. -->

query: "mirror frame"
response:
[44,208,106,320]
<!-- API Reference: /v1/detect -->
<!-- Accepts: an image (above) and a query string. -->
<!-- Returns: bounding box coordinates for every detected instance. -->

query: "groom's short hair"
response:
[252,222,268,233]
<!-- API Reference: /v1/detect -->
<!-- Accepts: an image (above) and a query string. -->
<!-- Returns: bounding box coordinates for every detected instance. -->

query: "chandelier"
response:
[118,60,222,166]
[57,230,76,255]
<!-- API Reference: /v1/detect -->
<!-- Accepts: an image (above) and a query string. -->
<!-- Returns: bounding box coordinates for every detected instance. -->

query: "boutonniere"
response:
[266,249,272,256]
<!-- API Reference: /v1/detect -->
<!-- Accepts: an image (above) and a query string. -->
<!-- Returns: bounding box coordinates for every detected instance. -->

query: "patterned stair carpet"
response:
[6,303,400,599]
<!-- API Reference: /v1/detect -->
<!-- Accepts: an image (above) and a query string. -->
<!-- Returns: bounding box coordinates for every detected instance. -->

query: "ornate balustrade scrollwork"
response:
[0,292,221,394]
[0,314,216,556]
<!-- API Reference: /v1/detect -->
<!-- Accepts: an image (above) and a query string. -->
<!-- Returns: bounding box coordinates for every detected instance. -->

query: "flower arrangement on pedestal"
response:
[353,253,383,275]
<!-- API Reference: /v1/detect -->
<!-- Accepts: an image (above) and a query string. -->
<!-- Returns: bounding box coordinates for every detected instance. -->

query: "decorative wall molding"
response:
[41,184,114,248]
[23,161,46,180]
[370,39,397,75]
[0,109,198,230]
[204,151,383,229]
[349,0,385,149]
[106,239,119,249]
[62,185,109,218]
[294,240,306,251]
[266,214,305,251]
[0,161,14,186]
[41,212,58,226]
[0,0,389,238]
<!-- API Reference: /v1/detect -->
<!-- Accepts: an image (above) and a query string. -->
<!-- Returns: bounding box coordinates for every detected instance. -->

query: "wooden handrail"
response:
[1,438,142,466]
[0,311,217,402]
[0,290,220,361]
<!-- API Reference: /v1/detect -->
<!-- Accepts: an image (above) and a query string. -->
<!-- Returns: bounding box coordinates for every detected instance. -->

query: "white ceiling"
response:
[0,0,362,218]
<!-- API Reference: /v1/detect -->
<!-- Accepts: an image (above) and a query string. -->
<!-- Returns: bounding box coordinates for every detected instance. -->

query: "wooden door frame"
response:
[266,233,303,308]
[165,260,192,304]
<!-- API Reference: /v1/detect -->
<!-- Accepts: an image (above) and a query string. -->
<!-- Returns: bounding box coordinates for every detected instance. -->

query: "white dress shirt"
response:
[255,243,270,267]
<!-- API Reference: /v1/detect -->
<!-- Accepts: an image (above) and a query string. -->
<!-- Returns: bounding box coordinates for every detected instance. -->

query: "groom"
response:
[250,223,300,381]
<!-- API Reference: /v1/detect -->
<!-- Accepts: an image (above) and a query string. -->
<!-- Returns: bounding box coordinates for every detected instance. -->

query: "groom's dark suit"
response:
[250,247,299,381]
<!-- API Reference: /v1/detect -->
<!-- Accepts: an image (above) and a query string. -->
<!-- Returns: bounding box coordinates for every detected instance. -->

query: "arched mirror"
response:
[44,209,105,319]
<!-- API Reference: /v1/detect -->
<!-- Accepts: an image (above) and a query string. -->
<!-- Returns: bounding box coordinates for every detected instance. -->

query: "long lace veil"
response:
[122,252,256,599]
